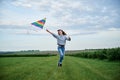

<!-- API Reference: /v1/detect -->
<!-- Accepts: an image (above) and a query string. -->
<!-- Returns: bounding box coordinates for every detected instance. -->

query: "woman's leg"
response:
[58,46,65,65]
[61,46,65,60]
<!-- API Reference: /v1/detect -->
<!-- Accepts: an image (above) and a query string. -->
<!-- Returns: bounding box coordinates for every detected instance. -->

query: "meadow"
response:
[0,55,120,80]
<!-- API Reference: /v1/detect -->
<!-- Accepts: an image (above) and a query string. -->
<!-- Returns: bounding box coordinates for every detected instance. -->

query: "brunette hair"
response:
[57,29,67,35]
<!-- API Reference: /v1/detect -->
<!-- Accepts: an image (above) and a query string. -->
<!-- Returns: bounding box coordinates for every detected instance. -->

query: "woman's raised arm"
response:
[46,29,53,34]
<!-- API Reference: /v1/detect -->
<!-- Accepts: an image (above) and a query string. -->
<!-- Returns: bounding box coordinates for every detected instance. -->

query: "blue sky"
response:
[0,0,120,51]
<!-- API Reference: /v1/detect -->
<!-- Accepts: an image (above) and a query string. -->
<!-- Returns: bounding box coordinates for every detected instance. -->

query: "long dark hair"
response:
[57,29,67,35]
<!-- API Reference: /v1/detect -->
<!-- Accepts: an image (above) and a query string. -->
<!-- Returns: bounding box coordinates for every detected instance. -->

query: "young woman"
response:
[46,29,71,67]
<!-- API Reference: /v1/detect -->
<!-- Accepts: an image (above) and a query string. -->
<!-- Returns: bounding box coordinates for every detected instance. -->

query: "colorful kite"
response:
[31,18,46,29]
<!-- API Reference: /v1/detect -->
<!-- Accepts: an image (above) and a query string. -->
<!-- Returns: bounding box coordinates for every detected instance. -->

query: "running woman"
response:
[46,29,71,67]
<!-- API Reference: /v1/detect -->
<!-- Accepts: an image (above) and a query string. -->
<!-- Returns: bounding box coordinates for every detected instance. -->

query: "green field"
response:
[0,56,120,80]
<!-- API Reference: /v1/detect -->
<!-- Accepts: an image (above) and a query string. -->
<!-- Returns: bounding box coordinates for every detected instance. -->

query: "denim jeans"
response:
[58,45,65,64]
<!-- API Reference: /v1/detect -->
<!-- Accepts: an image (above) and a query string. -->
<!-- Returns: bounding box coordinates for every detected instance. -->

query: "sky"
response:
[0,0,120,51]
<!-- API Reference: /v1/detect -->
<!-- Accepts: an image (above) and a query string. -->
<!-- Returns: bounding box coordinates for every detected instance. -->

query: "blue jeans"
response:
[58,45,65,64]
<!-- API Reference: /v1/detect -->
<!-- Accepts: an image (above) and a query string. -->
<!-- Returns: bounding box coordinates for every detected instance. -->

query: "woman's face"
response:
[58,30,63,35]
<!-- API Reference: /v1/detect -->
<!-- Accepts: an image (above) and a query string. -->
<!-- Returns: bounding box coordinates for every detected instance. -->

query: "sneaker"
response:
[60,64,62,67]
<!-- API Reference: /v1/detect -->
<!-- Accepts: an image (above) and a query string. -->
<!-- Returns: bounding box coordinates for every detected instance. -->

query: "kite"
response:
[31,18,46,29]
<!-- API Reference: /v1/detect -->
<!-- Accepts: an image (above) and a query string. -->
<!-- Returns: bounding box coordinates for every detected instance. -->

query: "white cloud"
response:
[12,1,32,8]
[101,7,107,13]
[108,27,120,31]
[0,0,119,33]
[1,0,120,51]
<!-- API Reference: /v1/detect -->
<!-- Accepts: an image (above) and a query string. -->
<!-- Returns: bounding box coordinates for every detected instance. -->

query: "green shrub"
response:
[67,47,120,61]
[106,48,120,61]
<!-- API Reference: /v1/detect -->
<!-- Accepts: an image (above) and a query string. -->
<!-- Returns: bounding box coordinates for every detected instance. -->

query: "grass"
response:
[0,56,120,80]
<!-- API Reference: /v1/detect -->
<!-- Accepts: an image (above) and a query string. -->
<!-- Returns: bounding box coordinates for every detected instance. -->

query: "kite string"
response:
[27,25,40,35]
[44,26,57,29]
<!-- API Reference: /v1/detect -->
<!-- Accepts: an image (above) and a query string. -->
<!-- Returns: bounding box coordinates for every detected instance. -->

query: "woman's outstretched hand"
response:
[46,29,49,32]
[46,29,52,34]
